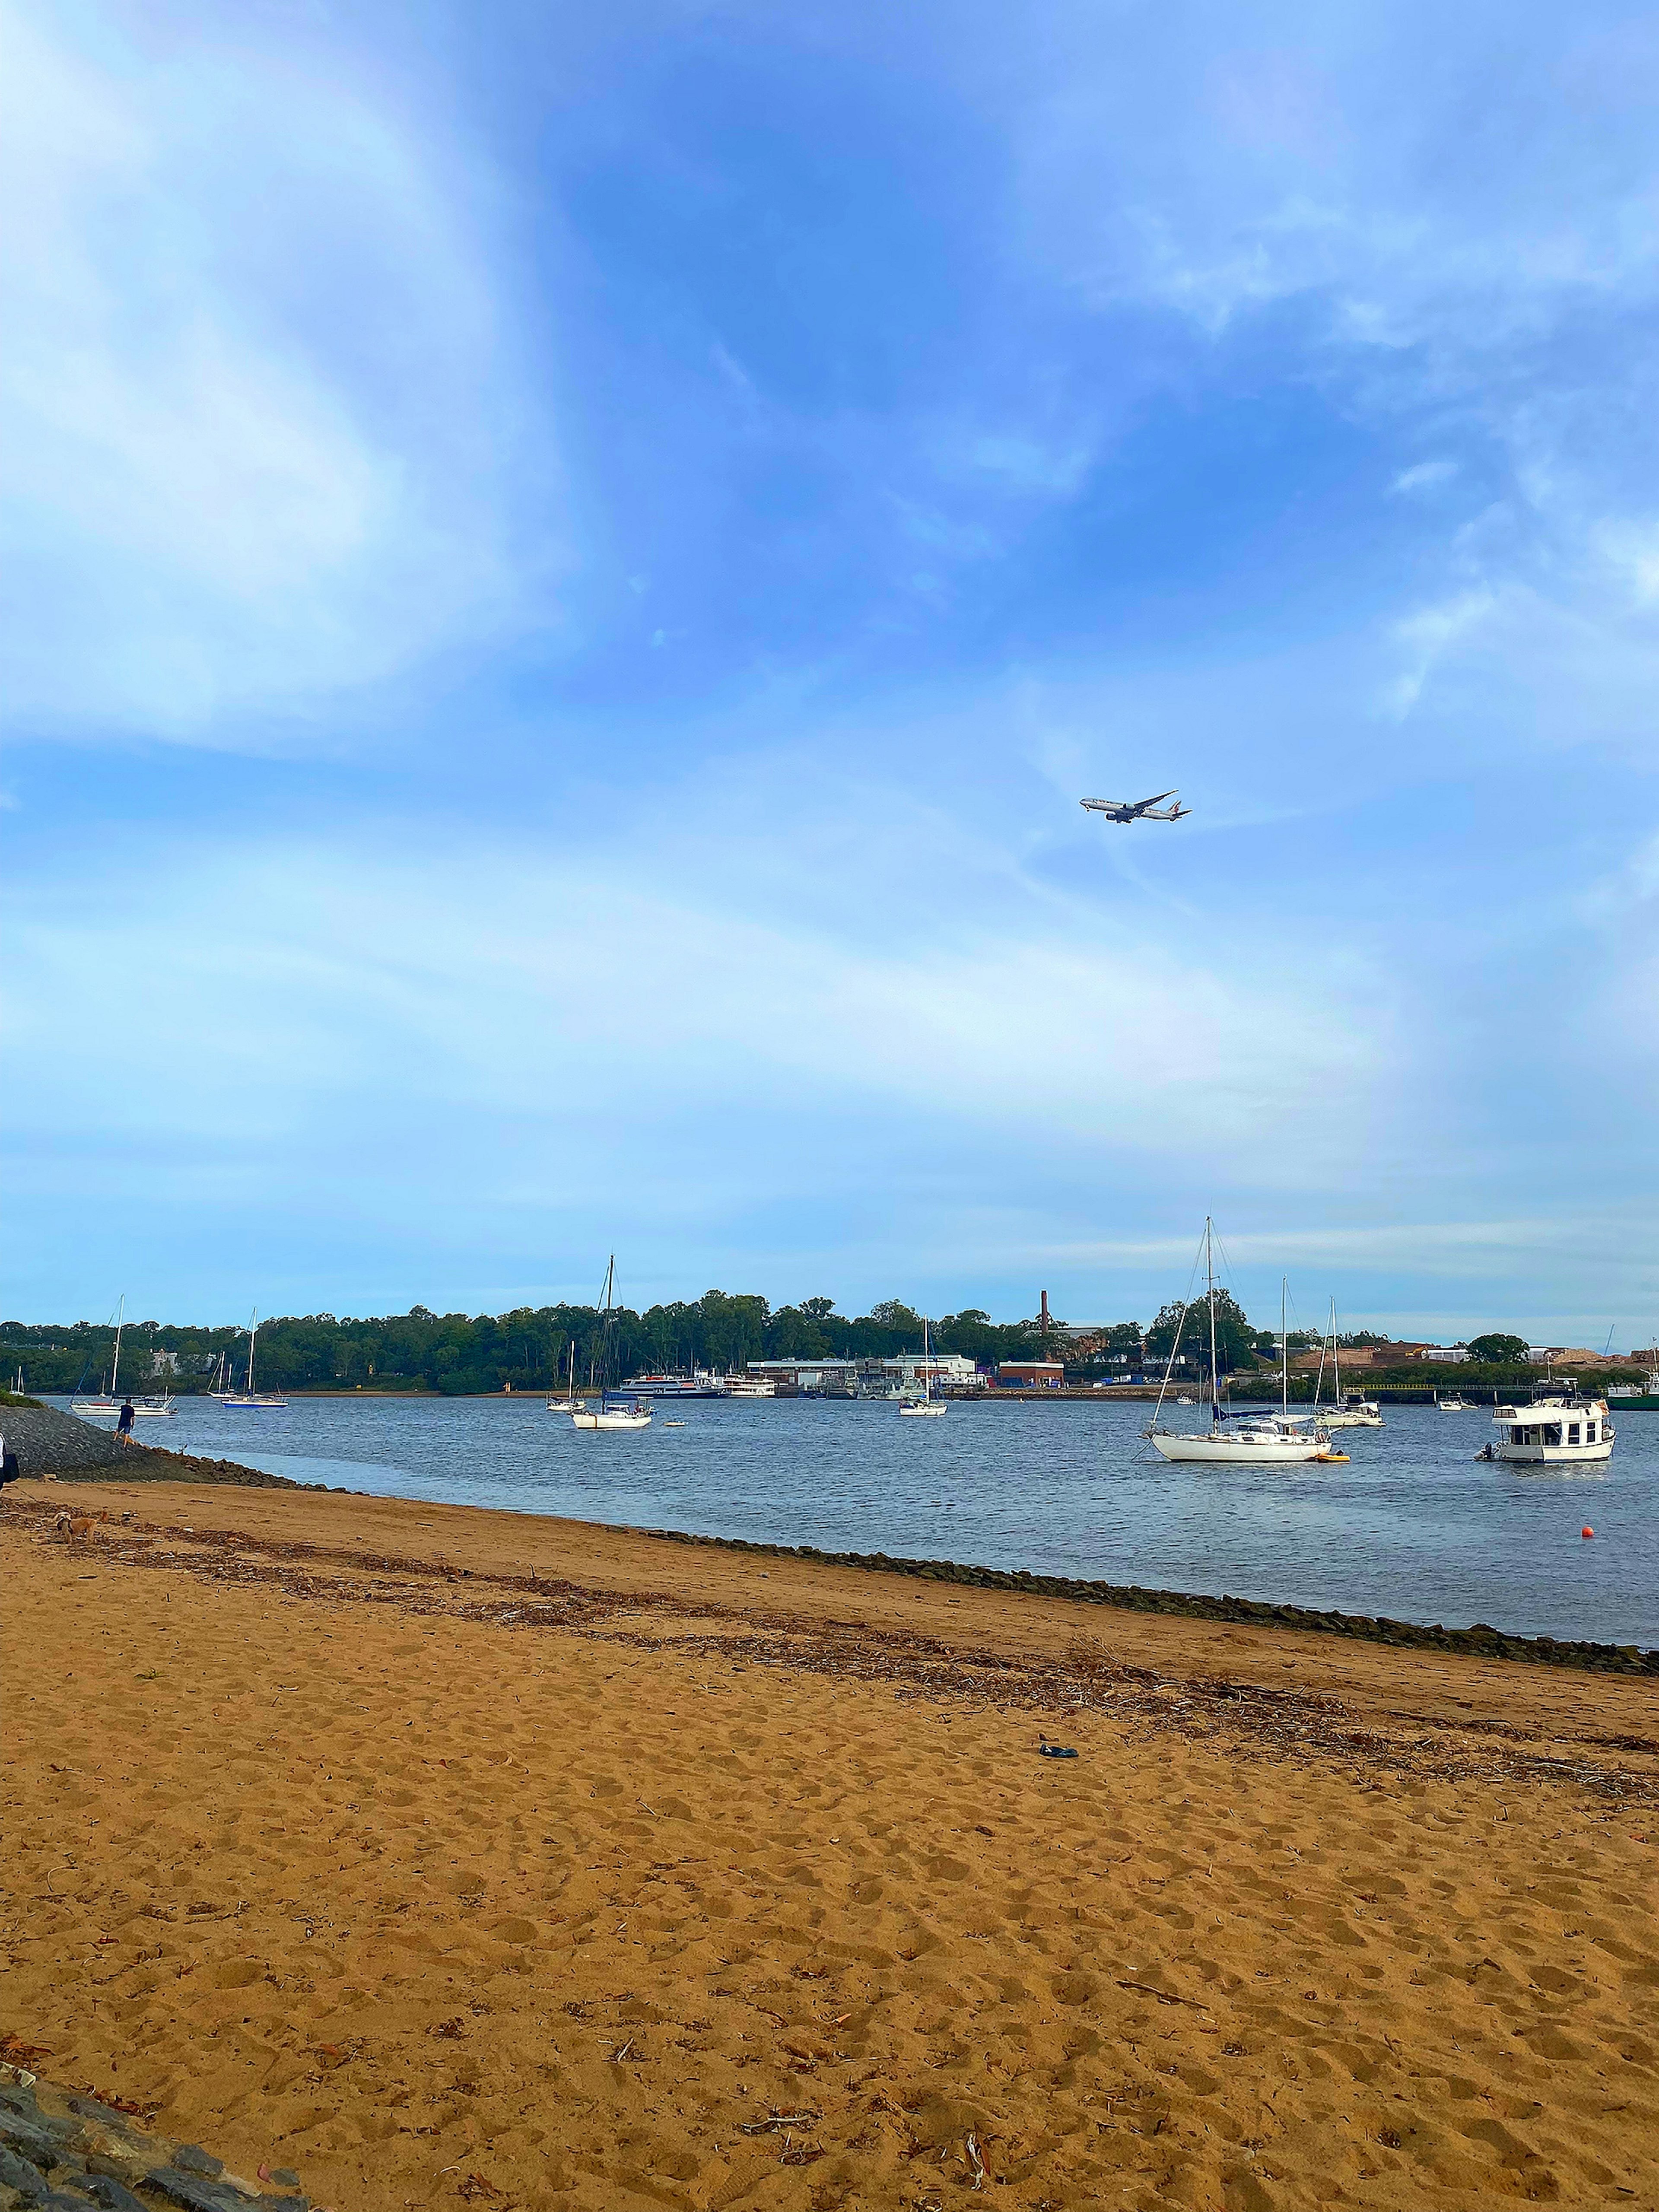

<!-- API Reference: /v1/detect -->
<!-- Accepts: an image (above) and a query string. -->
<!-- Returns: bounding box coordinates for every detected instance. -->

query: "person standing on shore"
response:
[117,1398,135,1441]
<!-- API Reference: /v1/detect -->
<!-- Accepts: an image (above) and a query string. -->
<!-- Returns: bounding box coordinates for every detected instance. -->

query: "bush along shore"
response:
[623,1525,1659,1677]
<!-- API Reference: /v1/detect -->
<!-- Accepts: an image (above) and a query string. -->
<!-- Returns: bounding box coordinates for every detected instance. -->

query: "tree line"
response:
[2,1294,1085,1397]
[1,1298,1583,1398]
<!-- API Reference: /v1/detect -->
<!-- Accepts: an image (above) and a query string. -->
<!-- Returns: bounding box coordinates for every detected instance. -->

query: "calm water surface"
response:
[56,1394,1659,1646]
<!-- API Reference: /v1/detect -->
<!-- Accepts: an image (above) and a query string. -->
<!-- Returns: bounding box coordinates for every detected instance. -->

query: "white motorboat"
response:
[898,1315,950,1417]
[1146,1229,1331,1464]
[1481,1389,1614,1465]
[1435,1392,1473,1413]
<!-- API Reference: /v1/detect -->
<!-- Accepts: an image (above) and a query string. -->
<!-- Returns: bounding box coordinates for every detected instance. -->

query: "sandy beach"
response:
[4,1478,1658,2211]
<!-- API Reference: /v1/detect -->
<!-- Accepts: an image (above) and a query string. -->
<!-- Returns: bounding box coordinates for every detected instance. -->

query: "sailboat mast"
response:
[1281,1279,1287,1412]
[922,1315,931,1403]
[111,1295,125,1398]
[1331,1297,1341,1405]
[1206,1219,1219,1424]
[247,1309,257,1396]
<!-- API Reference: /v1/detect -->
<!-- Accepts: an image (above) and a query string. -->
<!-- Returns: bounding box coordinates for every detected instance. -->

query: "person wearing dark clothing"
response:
[0,1431,18,1488]
[117,1398,136,1439]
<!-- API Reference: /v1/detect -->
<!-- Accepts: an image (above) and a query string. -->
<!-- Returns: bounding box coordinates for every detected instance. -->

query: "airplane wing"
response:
[1132,791,1176,810]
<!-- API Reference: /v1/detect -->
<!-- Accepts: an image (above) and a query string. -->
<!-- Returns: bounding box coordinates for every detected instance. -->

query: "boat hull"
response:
[1149,1430,1325,1464]
[898,1402,948,1417]
[1489,1440,1614,1465]
[572,1411,652,1430]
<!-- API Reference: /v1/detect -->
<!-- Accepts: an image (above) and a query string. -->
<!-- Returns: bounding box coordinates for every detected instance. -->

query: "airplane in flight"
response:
[1080,790,1192,824]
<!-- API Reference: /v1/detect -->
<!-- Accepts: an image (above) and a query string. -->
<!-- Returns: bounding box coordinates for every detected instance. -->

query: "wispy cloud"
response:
[0,1,559,744]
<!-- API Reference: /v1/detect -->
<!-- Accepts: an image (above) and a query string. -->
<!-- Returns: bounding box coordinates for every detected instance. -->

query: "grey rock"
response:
[144,2170,262,2211]
[0,2142,57,2204]
[168,2151,221,2180]
[74,2176,147,2210]
[0,2113,63,2163]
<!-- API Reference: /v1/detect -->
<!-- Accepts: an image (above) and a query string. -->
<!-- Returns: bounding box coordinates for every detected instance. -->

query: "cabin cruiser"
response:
[1480,1387,1614,1465]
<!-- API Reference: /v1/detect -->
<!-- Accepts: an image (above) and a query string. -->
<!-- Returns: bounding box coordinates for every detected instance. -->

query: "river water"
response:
[49,1393,1659,1648]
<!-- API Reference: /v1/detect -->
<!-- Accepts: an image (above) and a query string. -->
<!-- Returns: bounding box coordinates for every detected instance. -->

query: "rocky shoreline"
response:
[0,2061,311,2209]
[624,1523,1659,1676]
[0,1405,324,1491]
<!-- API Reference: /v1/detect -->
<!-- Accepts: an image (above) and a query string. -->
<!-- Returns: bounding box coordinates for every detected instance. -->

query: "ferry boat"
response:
[621,1371,731,1397]
[726,1376,777,1398]
[1609,1365,1659,1411]
[1480,1387,1614,1465]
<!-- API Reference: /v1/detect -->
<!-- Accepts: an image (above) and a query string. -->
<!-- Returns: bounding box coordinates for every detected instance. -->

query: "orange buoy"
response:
[1581,1526,1594,1539]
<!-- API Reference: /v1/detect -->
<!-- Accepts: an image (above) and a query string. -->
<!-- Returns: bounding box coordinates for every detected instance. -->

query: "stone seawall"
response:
[1,1405,311,1489]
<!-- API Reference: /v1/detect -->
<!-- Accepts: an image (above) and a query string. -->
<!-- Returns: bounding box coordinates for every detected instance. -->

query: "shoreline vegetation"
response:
[7,1479,1659,2212]
[5,1291,1649,1400]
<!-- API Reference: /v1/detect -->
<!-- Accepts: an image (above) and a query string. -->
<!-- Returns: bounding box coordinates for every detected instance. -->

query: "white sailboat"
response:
[73,1297,125,1417]
[221,1311,288,1409]
[1318,1300,1382,1427]
[71,1299,175,1418]
[554,1260,652,1427]
[571,1392,654,1431]
[898,1315,949,1417]
[1147,1227,1328,1464]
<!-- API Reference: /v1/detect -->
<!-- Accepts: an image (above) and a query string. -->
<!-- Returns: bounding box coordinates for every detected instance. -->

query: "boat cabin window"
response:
[1567,1424,1580,1444]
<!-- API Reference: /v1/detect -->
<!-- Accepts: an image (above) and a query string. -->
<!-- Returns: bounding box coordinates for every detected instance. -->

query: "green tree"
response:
[1466,1333,1529,1363]
[1146,1290,1259,1375]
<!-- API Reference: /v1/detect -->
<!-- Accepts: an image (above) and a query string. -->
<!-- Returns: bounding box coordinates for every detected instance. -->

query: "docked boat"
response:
[1609,1364,1659,1411]
[1146,1228,1328,1464]
[1480,1388,1614,1465]
[727,1376,777,1398]
[623,1371,731,1397]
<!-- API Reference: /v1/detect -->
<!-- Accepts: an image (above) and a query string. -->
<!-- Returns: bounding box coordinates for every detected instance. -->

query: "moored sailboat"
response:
[221,1311,288,1409]
[898,1315,949,1417]
[1146,1227,1328,1464]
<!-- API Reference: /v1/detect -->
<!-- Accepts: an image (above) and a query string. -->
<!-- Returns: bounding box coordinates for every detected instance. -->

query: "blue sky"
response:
[5,0,1658,1343]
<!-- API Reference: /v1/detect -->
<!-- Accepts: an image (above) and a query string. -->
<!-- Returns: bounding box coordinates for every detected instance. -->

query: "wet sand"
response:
[4,1478,1659,2211]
